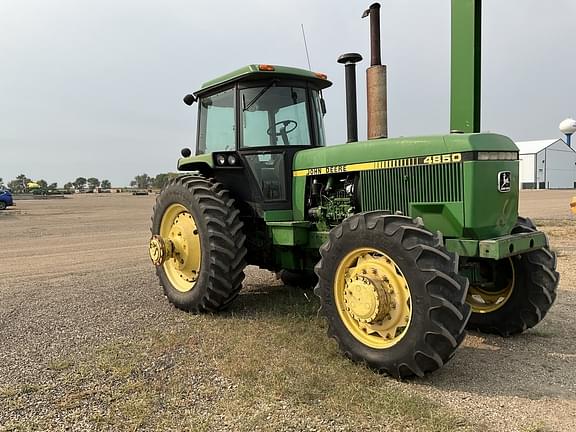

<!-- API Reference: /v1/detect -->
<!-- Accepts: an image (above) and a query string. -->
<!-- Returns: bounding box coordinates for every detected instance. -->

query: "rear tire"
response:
[151,175,246,313]
[0,202,6,210]
[465,217,559,336]
[315,212,470,378]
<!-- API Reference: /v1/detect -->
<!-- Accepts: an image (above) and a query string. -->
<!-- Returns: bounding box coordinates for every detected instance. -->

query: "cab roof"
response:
[195,64,332,96]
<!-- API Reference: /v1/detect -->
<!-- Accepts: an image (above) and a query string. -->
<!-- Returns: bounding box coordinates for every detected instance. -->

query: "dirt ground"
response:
[0,192,575,431]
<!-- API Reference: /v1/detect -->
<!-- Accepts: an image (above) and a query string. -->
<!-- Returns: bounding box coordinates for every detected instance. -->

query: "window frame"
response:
[195,79,325,155]
[195,84,236,155]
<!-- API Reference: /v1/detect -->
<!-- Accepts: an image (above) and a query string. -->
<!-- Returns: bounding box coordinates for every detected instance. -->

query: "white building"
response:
[516,139,576,189]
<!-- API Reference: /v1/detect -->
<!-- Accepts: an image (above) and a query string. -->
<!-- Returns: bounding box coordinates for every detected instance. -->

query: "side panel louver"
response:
[359,163,463,215]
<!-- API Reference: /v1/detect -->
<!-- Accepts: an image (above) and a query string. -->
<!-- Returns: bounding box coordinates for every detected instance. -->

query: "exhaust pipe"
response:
[362,2,388,139]
[338,53,363,143]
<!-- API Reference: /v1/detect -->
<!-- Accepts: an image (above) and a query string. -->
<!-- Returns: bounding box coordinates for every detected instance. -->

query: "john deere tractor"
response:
[149,2,558,378]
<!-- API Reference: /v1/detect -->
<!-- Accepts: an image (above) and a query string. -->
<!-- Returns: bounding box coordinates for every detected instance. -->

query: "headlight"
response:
[477,151,518,161]
[216,154,226,166]
[227,154,237,165]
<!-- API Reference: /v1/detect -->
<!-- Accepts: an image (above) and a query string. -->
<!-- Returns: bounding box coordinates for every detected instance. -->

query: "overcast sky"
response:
[1,0,574,186]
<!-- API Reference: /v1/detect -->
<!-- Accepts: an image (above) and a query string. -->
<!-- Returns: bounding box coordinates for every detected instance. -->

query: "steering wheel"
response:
[266,120,298,145]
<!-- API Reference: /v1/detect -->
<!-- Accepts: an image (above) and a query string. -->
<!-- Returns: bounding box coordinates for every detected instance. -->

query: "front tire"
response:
[315,212,470,378]
[150,175,246,313]
[465,217,559,336]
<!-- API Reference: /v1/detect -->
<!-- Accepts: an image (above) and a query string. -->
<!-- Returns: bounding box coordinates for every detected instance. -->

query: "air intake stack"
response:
[338,53,363,143]
[362,3,388,140]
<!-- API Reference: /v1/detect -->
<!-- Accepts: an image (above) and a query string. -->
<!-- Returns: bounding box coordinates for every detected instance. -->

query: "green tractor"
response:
[149,2,558,378]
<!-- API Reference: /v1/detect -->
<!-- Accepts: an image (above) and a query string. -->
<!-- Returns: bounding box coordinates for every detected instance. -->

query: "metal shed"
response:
[516,139,576,189]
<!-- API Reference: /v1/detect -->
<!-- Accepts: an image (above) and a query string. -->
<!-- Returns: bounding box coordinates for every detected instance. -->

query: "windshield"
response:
[240,85,311,147]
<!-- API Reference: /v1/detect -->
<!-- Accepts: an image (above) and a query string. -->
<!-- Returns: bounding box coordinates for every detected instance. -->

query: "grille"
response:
[359,163,463,214]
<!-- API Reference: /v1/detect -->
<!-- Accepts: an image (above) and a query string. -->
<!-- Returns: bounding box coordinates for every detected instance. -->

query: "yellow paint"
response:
[157,203,202,293]
[334,248,412,349]
[467,258,515,313]
[570,196,576,215]
[293,152,463,177]
[149,235,171,266]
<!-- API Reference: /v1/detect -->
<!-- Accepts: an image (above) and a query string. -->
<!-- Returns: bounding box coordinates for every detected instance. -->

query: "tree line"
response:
[0,173,176,193]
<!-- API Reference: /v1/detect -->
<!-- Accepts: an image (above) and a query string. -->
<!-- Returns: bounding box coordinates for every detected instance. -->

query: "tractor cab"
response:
[179,65,331,214]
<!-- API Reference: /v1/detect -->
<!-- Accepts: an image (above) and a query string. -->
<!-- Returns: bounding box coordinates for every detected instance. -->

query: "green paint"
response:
[446,231,547,259]
[444,238,479,257]
[307,231,329,250]
[451,0,482,133]
[410,203,464,238]
[177,153,213,172]
[292,176,307,221]
[462,160,518,239]
[292,132,519,241]
[267,221,310,246]
[477,231,547,260]
[197,65,332,95]
[264,210,293,222]
[292,133,516,171]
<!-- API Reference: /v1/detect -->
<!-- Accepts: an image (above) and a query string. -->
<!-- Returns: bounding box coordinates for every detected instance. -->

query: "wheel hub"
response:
[334,249,412,349]
[153,204,202,292]
[149,235,172,266]
[344,276,389,323]
[169,214,198,272]
[467,258,515,313]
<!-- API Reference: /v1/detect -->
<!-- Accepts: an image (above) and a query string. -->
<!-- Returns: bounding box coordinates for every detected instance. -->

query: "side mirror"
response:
[320,98,327,115]
[183,94,197,106]
[181,148,192,157]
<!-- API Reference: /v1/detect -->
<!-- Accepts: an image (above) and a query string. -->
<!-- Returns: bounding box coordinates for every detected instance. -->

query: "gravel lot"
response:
[0,192,575,431]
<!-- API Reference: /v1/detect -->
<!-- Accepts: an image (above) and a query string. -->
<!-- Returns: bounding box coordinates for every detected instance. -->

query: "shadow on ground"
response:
[223,279,576,402]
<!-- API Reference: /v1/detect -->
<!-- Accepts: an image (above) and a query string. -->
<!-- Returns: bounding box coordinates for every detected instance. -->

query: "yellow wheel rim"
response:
[160,204,201,293]
[467,258,515,313]
[334,248,412,349]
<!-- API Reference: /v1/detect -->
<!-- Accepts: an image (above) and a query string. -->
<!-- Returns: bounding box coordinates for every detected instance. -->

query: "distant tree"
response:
[87,177,100,190]
[132,173,152,189]
[48,182,58,191]
[152,173,175,189]
[63,182,74,192]
[100,179,111,189]
[73,177,87,191]
[8,174,30,193]
[37,179,48,189]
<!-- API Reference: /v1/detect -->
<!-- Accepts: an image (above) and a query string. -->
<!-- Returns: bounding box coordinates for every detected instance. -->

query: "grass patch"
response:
[2,285,476,431]
[47,358,74,371]
[0,383,41,399]
[522,422,555,432]
[0,386,19,399]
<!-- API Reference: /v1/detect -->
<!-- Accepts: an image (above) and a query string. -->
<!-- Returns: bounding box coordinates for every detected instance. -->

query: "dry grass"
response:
[1,286,475,432]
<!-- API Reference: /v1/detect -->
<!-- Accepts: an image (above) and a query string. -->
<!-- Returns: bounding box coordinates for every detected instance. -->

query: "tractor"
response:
[148,1,558,378]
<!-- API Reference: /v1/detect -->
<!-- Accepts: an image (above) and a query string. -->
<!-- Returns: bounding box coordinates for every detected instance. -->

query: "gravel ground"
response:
[0,192,575,431]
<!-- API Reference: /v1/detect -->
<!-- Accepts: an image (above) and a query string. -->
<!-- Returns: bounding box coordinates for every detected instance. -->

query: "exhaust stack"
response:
[337,53,363,143]
[362,3,388,139]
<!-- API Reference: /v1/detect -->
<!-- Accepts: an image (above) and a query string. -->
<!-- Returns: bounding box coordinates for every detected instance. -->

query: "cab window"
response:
[197,87,235,154]
[240,85,311,148]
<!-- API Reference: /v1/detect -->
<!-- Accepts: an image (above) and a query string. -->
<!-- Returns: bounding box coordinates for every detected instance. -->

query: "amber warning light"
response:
[258,64,275,71]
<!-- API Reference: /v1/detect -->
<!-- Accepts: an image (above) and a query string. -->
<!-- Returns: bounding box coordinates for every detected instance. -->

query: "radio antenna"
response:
[301,24,312,70]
